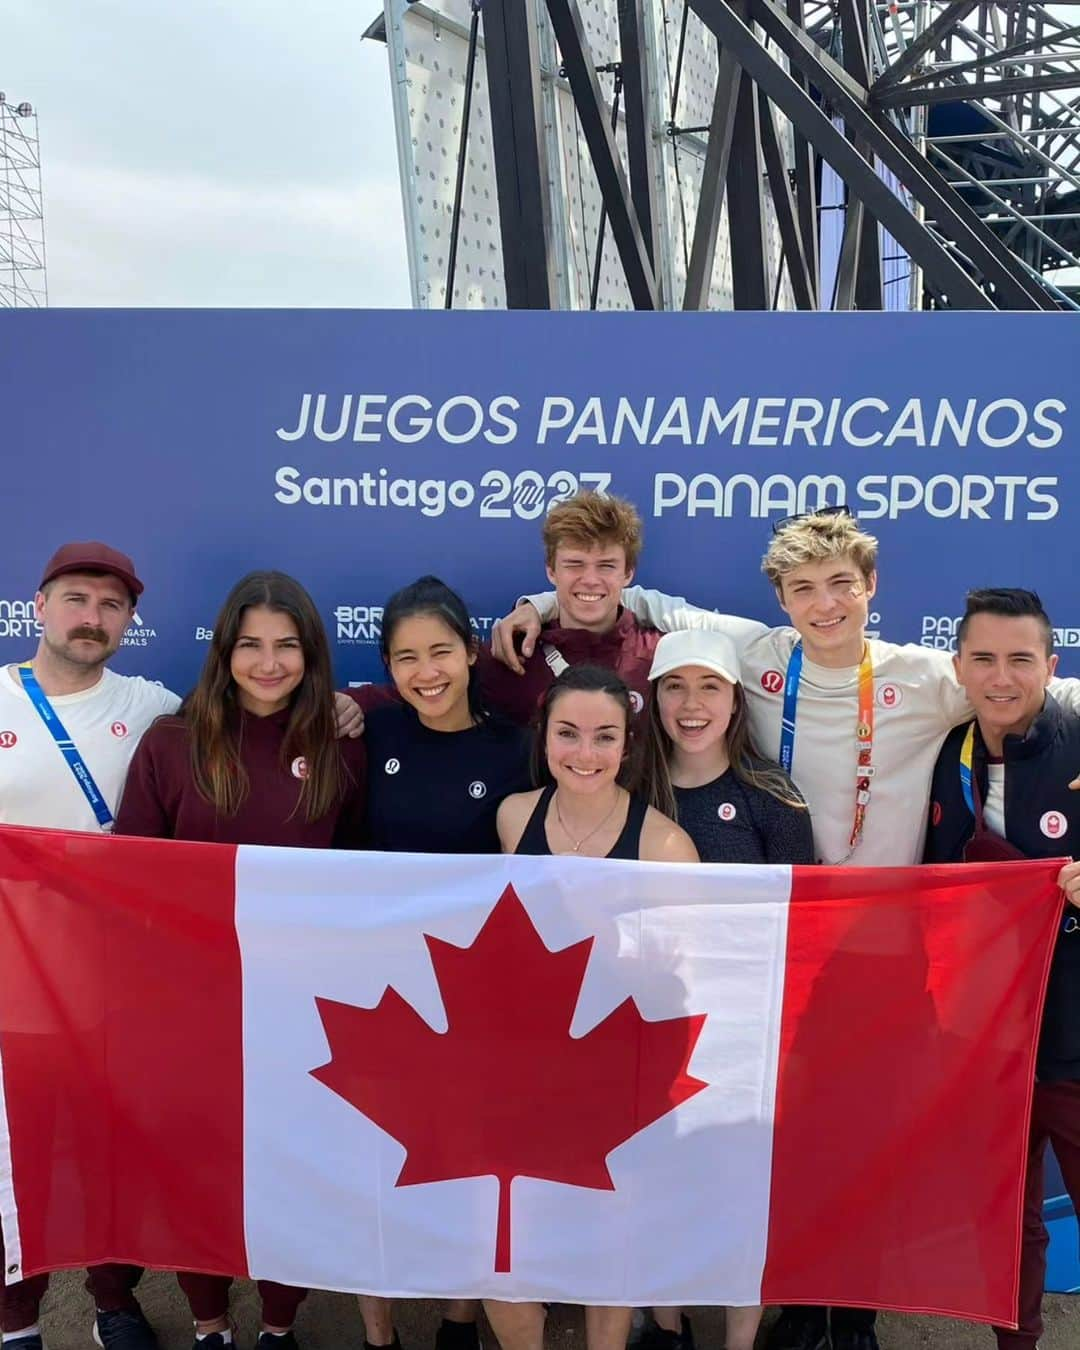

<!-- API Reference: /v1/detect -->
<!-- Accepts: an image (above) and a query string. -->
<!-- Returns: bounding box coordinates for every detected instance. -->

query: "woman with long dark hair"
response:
[640,630,811,1350]
[115,570,367,1350]
[487,664,697,1350]
[357,575,531,1350]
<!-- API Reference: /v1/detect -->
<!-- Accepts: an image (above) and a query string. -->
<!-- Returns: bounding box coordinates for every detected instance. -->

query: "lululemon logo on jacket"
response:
[291,757,309,780]
[110,721,129,739]
[385,758,401,775]
[629,691,644,714]
[760,670,783,694]
[0,730,16,749]
[468,781,487,799]
[718,803,737,822]
[875,683,902,710]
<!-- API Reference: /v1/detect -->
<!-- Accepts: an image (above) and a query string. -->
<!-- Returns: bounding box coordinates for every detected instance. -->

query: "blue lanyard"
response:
[778,642,803,774]
[18,663,115,830]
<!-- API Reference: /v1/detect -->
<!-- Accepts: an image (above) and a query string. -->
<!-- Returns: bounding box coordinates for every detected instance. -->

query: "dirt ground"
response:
[37,1272,1078,1350]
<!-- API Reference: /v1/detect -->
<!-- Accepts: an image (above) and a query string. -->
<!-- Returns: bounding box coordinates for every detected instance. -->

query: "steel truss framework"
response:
[0,95,47,309]
[473,0,1080,309]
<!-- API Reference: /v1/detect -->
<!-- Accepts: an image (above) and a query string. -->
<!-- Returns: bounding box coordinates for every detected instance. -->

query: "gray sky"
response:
[6,0,412,306]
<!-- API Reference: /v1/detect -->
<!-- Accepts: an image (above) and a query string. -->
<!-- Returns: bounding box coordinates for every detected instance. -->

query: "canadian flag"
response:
[0,826,1063,1327]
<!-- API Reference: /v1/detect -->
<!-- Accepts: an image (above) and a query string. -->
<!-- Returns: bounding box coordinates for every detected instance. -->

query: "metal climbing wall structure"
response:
[0,94,47,309]
[369,2,1080,310]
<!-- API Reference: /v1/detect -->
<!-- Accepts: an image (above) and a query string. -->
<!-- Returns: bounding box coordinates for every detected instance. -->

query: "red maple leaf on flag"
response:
[310,885,707,1272]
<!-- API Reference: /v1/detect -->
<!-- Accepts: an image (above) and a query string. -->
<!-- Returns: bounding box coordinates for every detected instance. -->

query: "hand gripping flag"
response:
[0,824,1064,1324]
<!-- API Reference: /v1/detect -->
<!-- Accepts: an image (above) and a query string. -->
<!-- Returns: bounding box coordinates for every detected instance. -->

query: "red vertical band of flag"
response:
[762,861,1062,1327]
[0,826,246,1279]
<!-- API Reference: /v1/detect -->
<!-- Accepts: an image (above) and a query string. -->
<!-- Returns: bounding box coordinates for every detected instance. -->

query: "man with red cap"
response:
[0,542,178,1350]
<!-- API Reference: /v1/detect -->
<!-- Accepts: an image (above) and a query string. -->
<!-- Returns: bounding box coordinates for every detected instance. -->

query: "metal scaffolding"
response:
[0,94,47,309]
[373,0,1080,309]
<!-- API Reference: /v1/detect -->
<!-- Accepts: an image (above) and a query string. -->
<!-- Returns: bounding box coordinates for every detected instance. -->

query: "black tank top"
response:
[515,785,649,859]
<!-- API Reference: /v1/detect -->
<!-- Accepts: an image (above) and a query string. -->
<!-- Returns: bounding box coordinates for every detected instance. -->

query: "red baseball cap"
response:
[39,541,144,601]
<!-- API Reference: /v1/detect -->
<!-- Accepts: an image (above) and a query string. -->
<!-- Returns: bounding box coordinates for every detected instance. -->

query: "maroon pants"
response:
[85,1264,145,1313]
[178,1274,307,1328]
[995,1079,1080,1350]
[0,1226,48,1334]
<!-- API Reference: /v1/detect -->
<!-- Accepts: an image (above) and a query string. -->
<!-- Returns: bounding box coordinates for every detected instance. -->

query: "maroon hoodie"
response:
[475,607,661,726]
[116,708,367,848]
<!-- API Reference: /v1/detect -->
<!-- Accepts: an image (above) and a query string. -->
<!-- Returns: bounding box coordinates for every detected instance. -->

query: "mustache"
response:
[67,626,109,644]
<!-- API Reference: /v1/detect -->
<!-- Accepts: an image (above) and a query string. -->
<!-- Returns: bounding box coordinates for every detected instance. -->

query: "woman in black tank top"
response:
[488,667,697,1350]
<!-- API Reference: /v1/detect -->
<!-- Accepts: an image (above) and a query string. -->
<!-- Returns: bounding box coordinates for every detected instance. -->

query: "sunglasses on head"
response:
[770,503,855,536]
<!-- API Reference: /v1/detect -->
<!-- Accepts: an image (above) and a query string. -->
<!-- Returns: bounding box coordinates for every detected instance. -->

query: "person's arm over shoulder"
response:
[345,682,401,714]
[497,790,538,853]
[331,736,368,848]
[115,720,176,839]
[1048,674,1080,717]
[518,585,769,649]
[641,807,700,863]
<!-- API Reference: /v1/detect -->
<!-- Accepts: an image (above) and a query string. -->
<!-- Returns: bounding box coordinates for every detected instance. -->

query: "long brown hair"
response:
[643,677,806,820]
[182,571,343,821]
[531,664,641,791]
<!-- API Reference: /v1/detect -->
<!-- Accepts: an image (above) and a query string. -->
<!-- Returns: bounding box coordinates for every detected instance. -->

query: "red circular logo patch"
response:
[760,670,784,694]
[1041,810,1067,840]
[0,730,17,750]
[110,721,128,739]
[291,756,309,780]
[876,683,902,710]
[718,802,737,822]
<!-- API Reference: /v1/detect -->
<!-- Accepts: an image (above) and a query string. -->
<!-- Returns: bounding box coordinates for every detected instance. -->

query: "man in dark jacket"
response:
[925,587,1080,1350]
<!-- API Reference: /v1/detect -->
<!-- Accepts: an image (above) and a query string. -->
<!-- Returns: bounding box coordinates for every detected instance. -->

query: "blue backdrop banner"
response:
[2,308,1078,1290]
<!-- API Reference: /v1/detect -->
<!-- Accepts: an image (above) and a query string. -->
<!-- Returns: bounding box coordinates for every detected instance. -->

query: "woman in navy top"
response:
[490,665,696,1350]
[356,575,530,1350]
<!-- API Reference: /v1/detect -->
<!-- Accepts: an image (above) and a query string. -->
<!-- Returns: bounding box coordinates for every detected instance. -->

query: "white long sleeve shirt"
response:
[522,586,1080,866]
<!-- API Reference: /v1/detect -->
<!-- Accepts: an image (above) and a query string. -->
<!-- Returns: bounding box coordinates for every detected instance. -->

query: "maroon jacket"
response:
[475,608,661,727]
[116,709,368,848]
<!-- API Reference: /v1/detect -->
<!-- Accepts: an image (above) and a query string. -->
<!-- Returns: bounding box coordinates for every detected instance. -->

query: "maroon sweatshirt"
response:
[475,607,662,726]
[116,709,368,848]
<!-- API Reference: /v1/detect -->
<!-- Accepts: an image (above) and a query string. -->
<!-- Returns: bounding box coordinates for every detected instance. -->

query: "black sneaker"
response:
[435,1322,480,1350]
[639,1316,694,1350]
[194,1335,232,1350]
[5,1335,43,1350]
[257,1334,299,1350]
[829,1333,879,1350]
[93,1309,158,1350]
[763,1310,827,1350]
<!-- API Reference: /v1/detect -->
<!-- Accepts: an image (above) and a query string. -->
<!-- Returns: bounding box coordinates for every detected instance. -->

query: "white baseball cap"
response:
[648,630,741,685]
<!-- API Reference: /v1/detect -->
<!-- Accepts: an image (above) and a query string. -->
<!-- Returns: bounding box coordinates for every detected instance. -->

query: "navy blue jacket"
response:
[925,694,1080,1081]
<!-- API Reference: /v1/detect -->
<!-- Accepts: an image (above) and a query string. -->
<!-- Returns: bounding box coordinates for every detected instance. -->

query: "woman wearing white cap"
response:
[641,632,813,1350]
[642,626,810,1350]
[643,630,813,868]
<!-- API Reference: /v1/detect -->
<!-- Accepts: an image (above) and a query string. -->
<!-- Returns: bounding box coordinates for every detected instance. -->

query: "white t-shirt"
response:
[0,665,180,831]
[523,585,1080,866]
[984,762,1007,837]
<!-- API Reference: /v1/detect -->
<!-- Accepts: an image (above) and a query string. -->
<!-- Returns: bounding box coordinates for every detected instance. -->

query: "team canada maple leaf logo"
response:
[310,885,707,1272]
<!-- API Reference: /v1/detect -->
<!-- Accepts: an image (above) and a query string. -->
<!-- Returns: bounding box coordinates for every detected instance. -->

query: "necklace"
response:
[553,788,623,854]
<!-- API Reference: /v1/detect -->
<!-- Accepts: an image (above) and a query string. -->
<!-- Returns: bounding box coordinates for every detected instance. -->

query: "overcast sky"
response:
[6,1,412,306]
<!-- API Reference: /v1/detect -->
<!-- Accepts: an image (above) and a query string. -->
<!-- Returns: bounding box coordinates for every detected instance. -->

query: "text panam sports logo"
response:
[921,616,1080,651]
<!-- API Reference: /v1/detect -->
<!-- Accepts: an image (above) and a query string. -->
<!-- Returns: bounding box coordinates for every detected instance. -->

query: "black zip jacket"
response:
[925,693,1080,1081]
